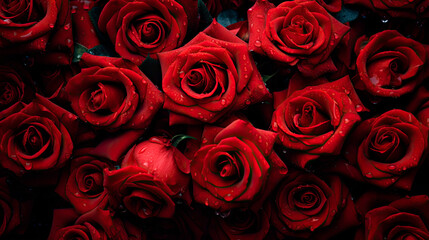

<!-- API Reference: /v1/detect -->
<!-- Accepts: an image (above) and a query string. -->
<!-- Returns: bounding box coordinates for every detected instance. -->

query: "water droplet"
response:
[219,210,231,218]
[272,122,278,131]
[24,162,32,170]
[202,138,208,144]
[254,40,262,47]
[204,198,209,206]
[355,104,363,112]
[66,39,72,47]
[64,24,71,30]
[49,23,55,28]
[243,55,247,61]
[225,193,233,201]
[388,165,396,170]
[381,18,389,23]
[139,147,147,153]
[71,6,77,13]
[344,118,350,123]
[256,14,264,19]
[221,99,226,105]
[245,99,251,105]
[365,172,373,178]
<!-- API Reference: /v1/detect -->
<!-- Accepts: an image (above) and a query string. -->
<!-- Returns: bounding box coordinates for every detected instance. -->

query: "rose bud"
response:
[354,30,427,98]
[98,0,197,65]
[344,109,428,190]
[271,76,364,168]
[0,0,74,65]
[159,21,271,125]
[121,136,191,199]
[190,119,287,211]
[65,53,163,131]
[270,170,359,240]
[248,0,350,78]
[0,95,78,176]
[104,166,176,219]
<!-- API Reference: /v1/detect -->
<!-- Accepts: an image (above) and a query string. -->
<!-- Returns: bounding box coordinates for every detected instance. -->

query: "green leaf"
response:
[171,134,196,148]
[217,9,244,27]
[87,45,117,57]
[72,43,89,63]
[198,0,213,31]
[262,70,278,83]
[334,5,360,23]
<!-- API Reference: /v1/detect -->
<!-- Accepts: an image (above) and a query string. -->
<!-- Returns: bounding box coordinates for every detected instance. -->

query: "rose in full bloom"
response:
[270,170,359,240]
[362,195,429,239]
[98,0,190,65]
[104,166,176,219]
[354,30,427,98]
[48,208,144,240]
[344,109,428,190]
[56,155,113,214]
[0,95,77,176]
[190,119,287,211]
[0,0,73,64]
[121,136,191,198]
[208,208,271,240]
[248,0,349,77]
[0,64,33,114]
[65,53,163,130]
[344,0,429,18]
[271,76,363,168]
[159,21,271,125]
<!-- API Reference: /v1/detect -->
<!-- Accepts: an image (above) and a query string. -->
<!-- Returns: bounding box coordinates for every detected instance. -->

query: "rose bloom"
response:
[56,155,113,214]
[98,0,189,65]
[0,0,73,64]
[361,195,429,239]
[0,64,33,114]
[48,208,145,240]
[271,76,363,168]
[248,0,349,77]
[270,170,359,239]
[354,30,427,98]
[104,166,176,219]
[0,95,77,176]
[344,109,428,190]
[190,119,287,211]
[65,53,163,130]
[159,21,271,125]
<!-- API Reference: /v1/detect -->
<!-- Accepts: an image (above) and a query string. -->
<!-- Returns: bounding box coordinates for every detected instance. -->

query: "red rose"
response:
[354,30,427,98]
[270,170,359,240]
[159,21,271,125]
[56,155,113,214]
[248,0,349,77]
[208,208,271,240]
[48,208,139,240]
[0,0,73,65]
[344,109,428,190]
[104,166,176,219]
[65,53,163,130]
[121,136,191,198]
[271,76,363,168]
[0,64,33,114]
[0,95,77,176]
[98,0,189,65]
[190,119,287,211]
[363,195,429,240]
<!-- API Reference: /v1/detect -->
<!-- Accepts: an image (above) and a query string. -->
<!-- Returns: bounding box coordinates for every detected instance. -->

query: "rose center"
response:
[16,125,51,156]
[279,14,313,46]
[87,82,125,114]
[368,128,407,163]
[0,0,43,23]
[180,60,227,99]
[77,167,104,195]
[0,81,17,107]
[293,186,321,209]
[128,14,170,47]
